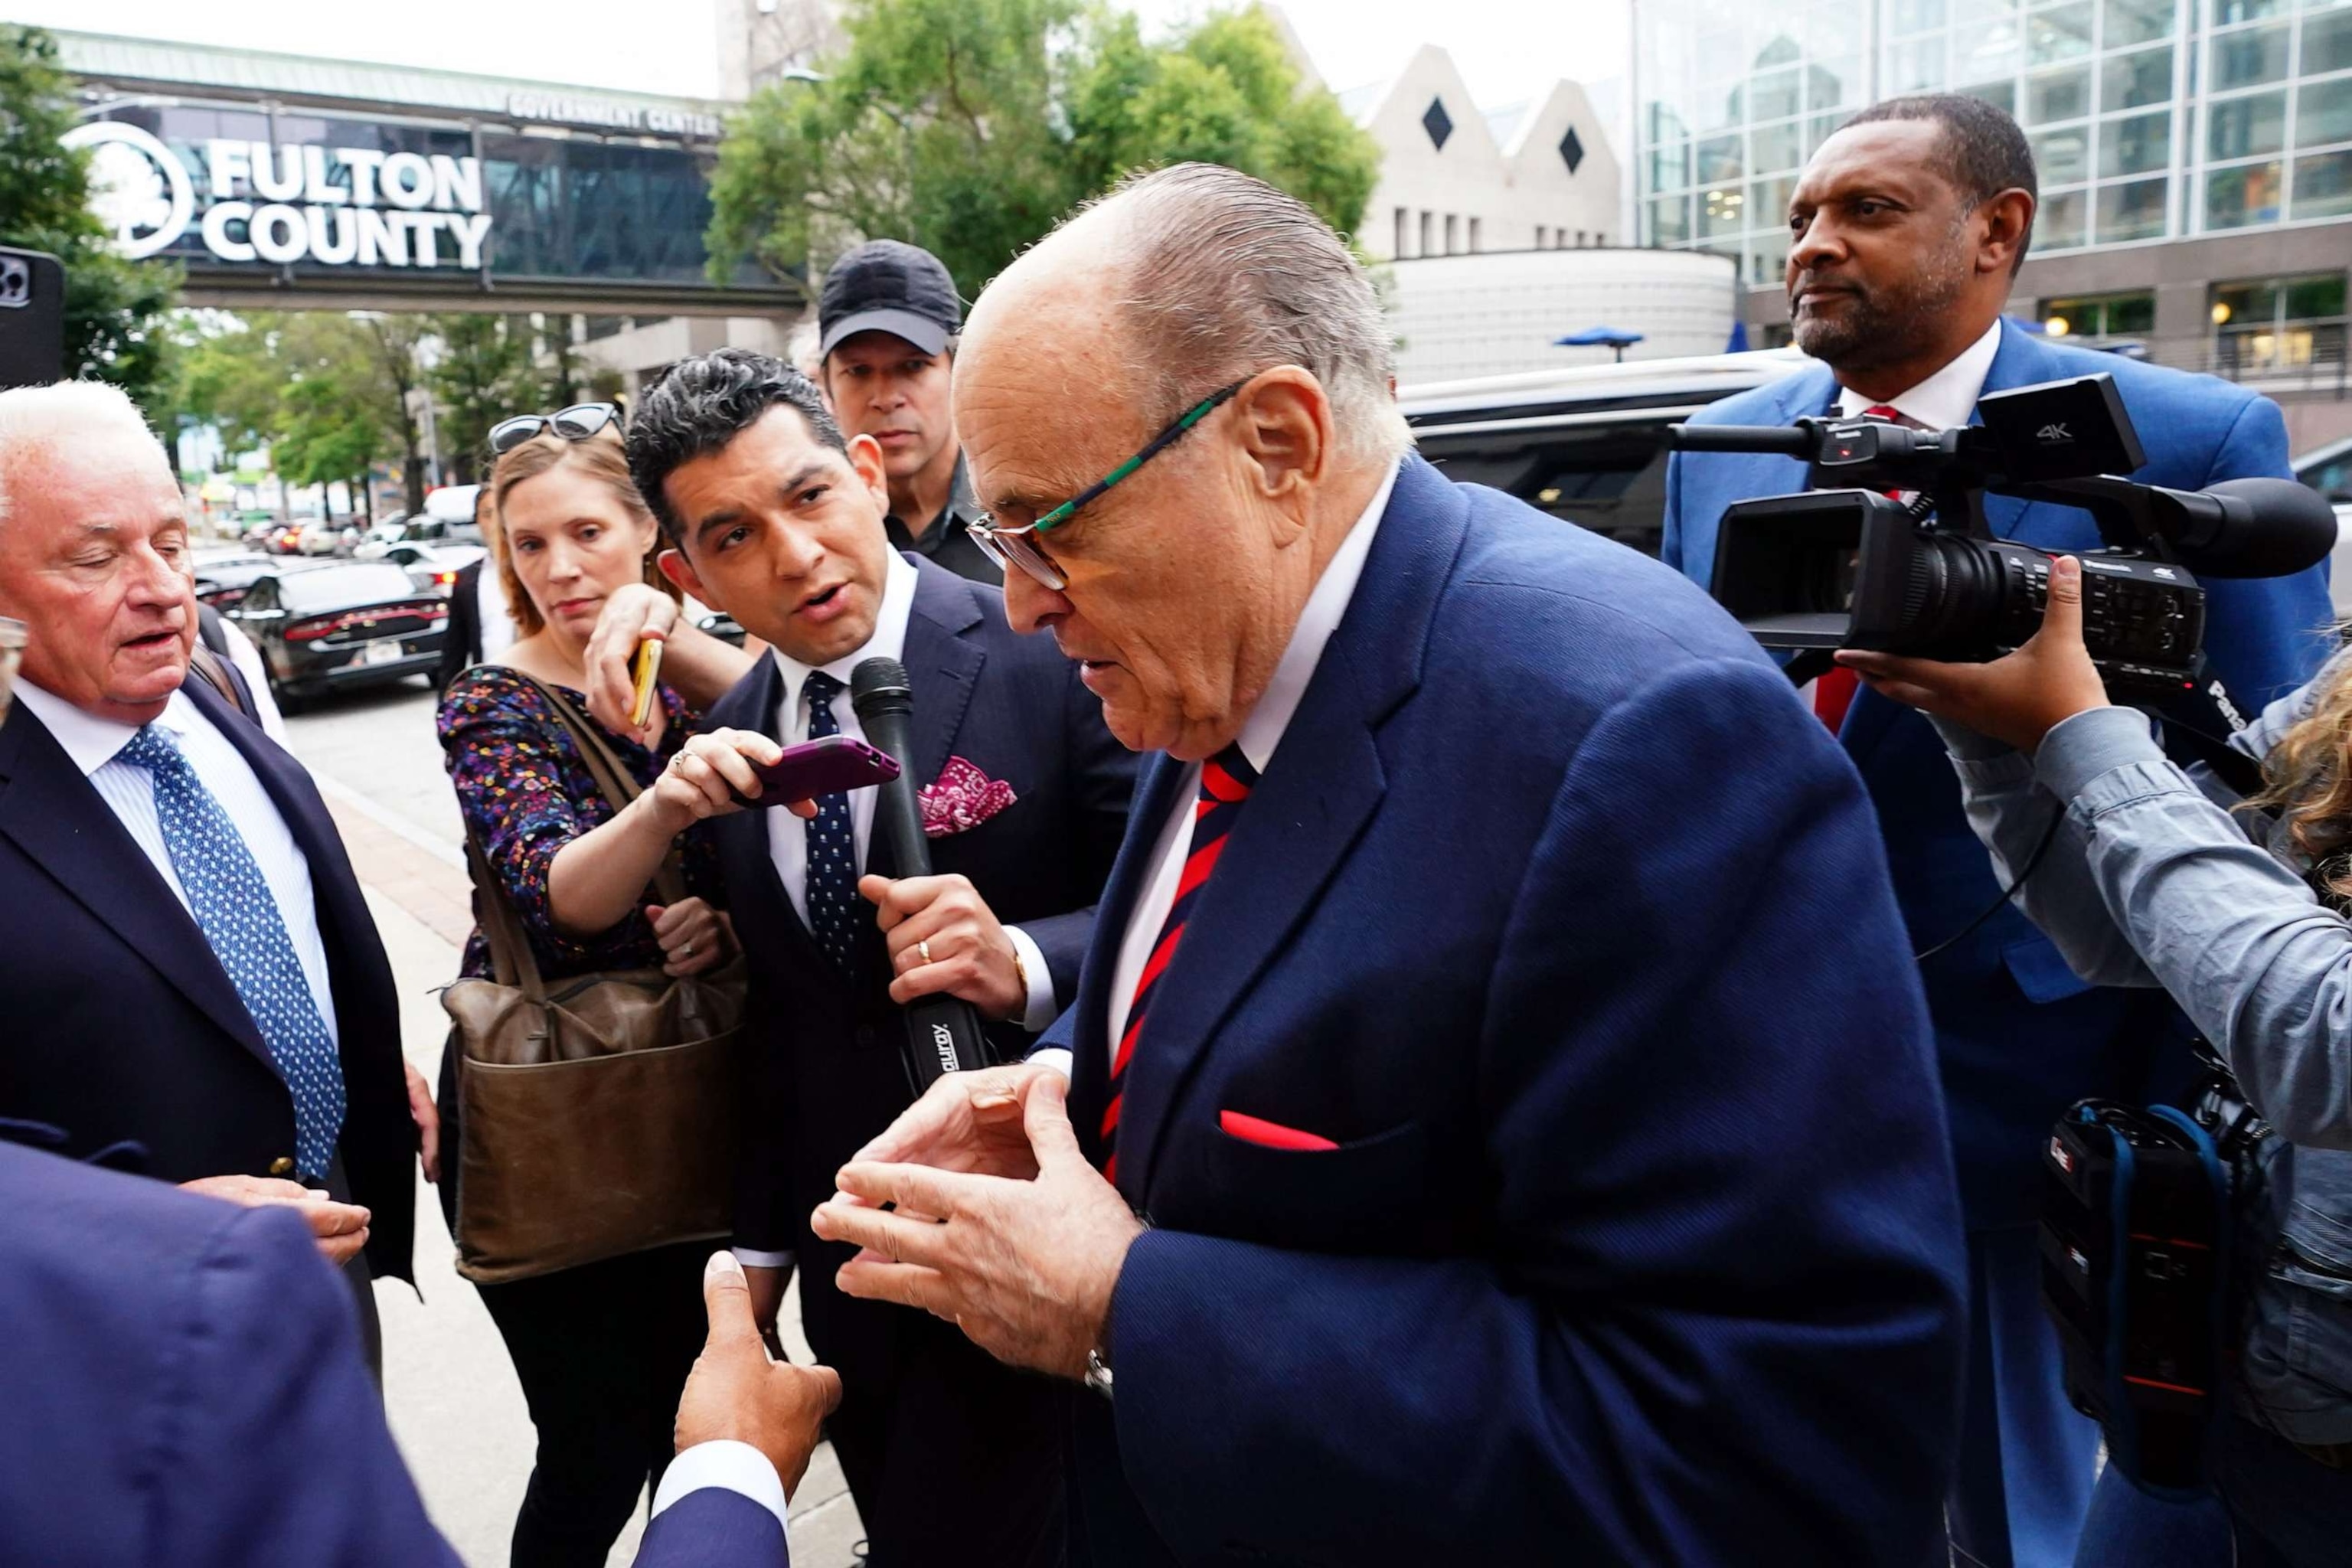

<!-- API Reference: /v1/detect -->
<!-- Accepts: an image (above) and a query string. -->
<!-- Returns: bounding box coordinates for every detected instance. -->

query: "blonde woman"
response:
[434,407,786,1567]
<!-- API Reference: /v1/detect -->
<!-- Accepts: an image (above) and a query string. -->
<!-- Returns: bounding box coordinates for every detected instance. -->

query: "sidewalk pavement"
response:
[323,781,866,1566]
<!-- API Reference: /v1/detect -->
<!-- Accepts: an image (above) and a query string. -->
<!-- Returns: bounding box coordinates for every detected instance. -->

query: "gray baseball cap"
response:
[818,240,962,360]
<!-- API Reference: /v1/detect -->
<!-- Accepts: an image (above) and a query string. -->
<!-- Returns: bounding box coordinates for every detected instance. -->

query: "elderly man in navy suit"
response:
[1662,96,2334,1568]
[607,351,1135,1568]
[804,163,1968,1564]
[0,1126,838,1566]
[0,381,436,1360]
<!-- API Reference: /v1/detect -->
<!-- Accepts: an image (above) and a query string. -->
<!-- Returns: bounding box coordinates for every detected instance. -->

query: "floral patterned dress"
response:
[436,664,723,982]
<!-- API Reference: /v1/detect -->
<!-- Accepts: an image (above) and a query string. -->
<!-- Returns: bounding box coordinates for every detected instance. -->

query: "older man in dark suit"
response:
[618,351,1134,1568]
[0,380,427,1349]
[811,165,1968,1565]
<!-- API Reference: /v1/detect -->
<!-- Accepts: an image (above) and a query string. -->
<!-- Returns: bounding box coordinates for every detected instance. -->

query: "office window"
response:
[1534,224,1547,248]
[2027,67,2094,124]
[2207,92,2288,160]
[2211,22,2292,93]
[2097,177,2170,241]
[1468,216,1481,253]
[1394,206,1409,258]
[2038,291,2157,339]
[1576,229,1589,247]
[2206,160,2287,228]
[2211,273,2349,371]
[1419,210,1433,256]
[1445,214,1459,254]
[1595,230,1607,245]
[2040,188,2089,248]
[2099,110,2171,178]
[2033,126,2092,185]
[2100,46,2173,113]
[2298,150,2352,220]
[2102,0,2171,49]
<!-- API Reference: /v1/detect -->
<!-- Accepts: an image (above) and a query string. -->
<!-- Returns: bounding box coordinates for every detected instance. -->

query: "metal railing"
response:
[2067,325,2350,401]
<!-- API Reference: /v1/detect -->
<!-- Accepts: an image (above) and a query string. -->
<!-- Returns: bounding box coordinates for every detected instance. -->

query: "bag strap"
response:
[506,670,691,909]
[463,823,549,1002]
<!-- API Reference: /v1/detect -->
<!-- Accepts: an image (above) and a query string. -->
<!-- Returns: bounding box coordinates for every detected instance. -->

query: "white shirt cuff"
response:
[1003,925,1058,1033]
[730,1246,795,1271]
[1027,1046,1074,1078]
[650,1439,790,1534]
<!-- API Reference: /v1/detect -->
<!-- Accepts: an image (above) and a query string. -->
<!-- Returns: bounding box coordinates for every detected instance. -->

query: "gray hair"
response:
[0,380,173,527]
[1078,164,1410,464]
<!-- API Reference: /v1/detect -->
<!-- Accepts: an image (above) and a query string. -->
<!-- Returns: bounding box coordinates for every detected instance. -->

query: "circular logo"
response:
[61,122,194,260]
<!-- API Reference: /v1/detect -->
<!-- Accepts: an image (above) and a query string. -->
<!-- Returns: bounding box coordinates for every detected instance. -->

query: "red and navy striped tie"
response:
[1100,743,1259,1183]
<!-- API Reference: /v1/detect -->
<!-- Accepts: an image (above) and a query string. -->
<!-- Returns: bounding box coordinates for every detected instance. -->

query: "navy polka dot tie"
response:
[117,725,345,1180]
[802,671,860,974]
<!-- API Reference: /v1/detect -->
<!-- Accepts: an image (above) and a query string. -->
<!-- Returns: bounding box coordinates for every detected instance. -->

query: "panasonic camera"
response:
[1669,373,2338,693]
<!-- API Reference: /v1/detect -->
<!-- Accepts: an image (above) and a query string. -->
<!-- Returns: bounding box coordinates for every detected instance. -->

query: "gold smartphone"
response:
[629,639,663,730]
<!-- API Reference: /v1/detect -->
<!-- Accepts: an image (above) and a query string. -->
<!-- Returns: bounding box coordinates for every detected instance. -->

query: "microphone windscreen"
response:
[851,656,913,714]
[2192,477,2341,579]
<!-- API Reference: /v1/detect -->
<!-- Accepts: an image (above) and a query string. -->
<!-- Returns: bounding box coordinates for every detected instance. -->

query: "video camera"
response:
[1668,373,2338,694]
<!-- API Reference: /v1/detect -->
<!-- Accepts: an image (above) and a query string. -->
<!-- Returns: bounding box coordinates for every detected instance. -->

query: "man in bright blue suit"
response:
[1662,95,2335,1568]
[0,1126,838,1566]
[804,165,1968,1563]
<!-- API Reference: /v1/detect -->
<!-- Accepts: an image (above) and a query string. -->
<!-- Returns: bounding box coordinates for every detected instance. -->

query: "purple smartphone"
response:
[729,734,901,807]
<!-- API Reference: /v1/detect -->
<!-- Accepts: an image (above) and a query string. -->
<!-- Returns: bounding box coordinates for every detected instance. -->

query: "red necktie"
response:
[1099,744,1258,1184]
[1811,402,1906,733]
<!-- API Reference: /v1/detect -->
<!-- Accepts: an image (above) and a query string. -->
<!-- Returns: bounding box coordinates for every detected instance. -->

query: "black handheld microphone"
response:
[849,656,995,1093]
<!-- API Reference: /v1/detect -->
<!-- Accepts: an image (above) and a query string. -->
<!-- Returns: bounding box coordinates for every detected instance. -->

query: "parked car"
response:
[190,553,309,610]
[227,562,449,710]
[356,540,487,596]
[402,485,485,545]
[1398,347,1808,558]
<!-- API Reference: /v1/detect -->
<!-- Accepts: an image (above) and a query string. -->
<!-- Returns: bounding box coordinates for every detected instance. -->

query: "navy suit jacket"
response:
[1661,322,2335,1224]
[1050,456,1966,1565]
[708,554,1133,1295]
[0,1135,783,1567]
[0,675,416,1280]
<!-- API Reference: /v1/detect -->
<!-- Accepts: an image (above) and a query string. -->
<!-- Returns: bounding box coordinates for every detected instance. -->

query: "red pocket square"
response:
[1218,1110,1340,1152]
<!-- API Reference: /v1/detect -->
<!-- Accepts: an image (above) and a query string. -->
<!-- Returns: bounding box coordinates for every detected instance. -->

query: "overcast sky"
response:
[0,0,1627,116]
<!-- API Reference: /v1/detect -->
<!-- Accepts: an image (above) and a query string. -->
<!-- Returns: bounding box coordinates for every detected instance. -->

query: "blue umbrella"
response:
[1555,325,1646,363]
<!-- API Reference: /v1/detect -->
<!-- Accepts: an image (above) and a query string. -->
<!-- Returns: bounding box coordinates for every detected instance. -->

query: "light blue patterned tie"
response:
[802,671,860,973]
[117,724,345,1179]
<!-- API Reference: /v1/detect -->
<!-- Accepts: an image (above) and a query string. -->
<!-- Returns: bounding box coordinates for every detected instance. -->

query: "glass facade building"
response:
[1635,0,2352,280]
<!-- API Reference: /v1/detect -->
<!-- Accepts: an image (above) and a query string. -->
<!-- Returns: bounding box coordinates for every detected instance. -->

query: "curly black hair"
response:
[625,346,848,541]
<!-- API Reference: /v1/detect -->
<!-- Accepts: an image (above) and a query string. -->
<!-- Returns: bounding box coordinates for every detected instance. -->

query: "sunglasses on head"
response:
[488,401,622,457]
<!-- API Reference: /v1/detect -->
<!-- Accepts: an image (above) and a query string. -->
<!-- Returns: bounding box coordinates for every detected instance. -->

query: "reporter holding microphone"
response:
[1842,563,2352,1566]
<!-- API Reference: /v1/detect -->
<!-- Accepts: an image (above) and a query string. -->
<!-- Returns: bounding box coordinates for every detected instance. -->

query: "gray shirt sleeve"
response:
[1935,663,2352,1150]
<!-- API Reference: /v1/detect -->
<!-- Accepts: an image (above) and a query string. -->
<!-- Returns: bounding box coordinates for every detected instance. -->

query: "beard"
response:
[1789,228,1974,372]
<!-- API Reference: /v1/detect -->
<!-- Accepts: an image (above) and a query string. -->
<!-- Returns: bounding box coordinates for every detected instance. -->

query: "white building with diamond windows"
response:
[1334,43,1624,261]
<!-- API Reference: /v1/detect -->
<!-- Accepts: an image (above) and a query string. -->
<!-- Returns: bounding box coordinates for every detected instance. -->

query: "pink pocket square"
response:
[918,756,1018,838]
[1218,1110,1340,1152]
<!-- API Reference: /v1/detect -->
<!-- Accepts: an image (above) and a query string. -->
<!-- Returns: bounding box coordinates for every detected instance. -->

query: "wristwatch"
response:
[1084,1346,1115,1401]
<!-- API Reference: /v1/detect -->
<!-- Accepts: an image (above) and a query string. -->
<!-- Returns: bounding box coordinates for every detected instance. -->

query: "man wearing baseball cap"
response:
[818,240,998,583]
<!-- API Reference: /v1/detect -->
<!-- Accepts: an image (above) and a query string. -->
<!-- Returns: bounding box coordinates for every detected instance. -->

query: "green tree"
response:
[0,25,181,410]
[424,312,538,482]
[707,1,1380,301]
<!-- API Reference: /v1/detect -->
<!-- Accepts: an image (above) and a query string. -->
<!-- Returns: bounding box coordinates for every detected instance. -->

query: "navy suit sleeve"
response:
[1106,658,1965,1565]
[634,1487,789,1566]
[158,1204,461,1568]
[2193,393,2335,707]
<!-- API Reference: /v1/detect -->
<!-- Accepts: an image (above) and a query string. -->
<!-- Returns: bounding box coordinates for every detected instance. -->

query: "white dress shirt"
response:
[217,619,289,741]
[11,679,339,1047]
[1835,318,2002,430]
[1033,458,1403,1078]
[760,550,1054,1028]
[732,553,1054,1274]
[475,559,518,662]
[648,1438,792,1535]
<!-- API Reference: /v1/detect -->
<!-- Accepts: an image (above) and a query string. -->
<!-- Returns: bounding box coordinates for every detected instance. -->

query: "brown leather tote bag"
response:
[442,676,746,1283]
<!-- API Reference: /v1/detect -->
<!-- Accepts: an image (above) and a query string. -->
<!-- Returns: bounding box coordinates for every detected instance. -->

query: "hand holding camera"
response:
[1836,554,2112,752]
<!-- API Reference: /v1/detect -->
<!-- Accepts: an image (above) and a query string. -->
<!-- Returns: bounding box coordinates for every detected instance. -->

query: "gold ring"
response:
[917,938,933,965]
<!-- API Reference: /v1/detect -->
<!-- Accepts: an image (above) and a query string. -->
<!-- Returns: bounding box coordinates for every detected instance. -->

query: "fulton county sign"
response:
[64,120,492,270]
